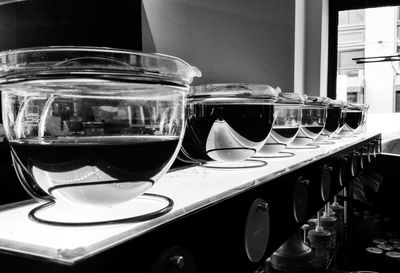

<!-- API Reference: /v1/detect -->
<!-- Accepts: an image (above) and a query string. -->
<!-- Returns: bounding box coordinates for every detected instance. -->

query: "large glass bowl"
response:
[339,103,364,136]
[315,99,346,141]
[345,104,363,131]
[290,95,328,147]
[0,46,201,224]
[179,83,278,168]
[256,92,302,155]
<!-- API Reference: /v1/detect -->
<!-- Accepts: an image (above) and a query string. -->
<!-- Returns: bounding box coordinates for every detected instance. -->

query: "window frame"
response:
[327,0,400,99]
[395,90,400,112]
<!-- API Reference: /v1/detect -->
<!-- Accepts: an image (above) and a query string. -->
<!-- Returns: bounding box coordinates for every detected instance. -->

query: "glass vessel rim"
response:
[189,83,279,100]
[276,92,303,104]
[0,46,201,86]
[187,97,277,104]
[328,99,347,108]
[347,103,368,110]
[302,95,330,106]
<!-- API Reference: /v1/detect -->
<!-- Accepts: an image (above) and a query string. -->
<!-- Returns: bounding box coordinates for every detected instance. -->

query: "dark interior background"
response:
[0,0,142,204]
[0,0,142,50]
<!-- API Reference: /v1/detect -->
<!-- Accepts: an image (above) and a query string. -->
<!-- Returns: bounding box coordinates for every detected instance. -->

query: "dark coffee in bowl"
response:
[272,127,299,140]
[302,125,324,138]
[324,108,341,134]
[346,110,362,130]
[180,83,278,164]
[182,103,274,162]
[11,135,180,205]
[256,93,302,155]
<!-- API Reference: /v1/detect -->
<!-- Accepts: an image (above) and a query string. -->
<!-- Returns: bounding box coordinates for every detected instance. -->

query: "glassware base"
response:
[337,129,357,138]
[312,140,335,145]
[29,193,173,226]
[252,151,295,159]
[338,133,357,138]
[286,144,320,150]
[202,159,267,169]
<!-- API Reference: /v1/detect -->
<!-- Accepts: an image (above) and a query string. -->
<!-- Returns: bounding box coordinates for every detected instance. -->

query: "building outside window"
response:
[337,7,400,113]
[339,9,365,26]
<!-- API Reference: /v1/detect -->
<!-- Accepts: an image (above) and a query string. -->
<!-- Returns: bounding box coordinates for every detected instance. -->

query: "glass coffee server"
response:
[288,95,328,149]
[338,103,366,137]
[0,46,201,225]
[178,83,279,169]
[314,99,347,144]
[253,92,303,158]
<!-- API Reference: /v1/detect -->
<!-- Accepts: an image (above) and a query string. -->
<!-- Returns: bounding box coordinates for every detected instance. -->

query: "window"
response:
[397,25,400,41]
[328,0,400,109]
[347,87,364,103]
[347,92,358,103]
[337,49,364,77]
[338,9,365,26]
[398,7,400,20]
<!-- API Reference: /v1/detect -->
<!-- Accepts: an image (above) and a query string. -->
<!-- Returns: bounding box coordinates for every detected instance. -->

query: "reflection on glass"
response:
[180,102,274,163]
[290,107,327,147]
[358,104,369,132]
[206,119,257,162]
[323,107,342,136]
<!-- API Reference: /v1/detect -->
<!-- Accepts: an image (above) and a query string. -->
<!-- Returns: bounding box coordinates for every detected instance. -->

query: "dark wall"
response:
[367,153,400,228]
[142,0,296,89]
[0,0,142,51]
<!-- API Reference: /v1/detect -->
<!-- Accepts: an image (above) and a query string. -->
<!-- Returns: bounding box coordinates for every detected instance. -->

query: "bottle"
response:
[308,210,332,271]
[320,204,338,251]
[331,196,344,246]
[331,197,345,265]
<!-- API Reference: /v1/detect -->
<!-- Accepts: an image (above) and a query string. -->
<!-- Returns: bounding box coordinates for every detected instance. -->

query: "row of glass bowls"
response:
[180,85,368,165]
[0,47,368,224]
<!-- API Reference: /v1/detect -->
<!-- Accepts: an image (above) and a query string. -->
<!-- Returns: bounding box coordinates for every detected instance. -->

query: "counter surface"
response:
[0,132,380,265]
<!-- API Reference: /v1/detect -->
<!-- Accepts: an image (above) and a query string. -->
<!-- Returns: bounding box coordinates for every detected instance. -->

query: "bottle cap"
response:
[385,251,400,259]
[372,238,388,245]
[377,244,393,251]
[388,238,400,244]
[366,247,383,254]
[392,243,400,250]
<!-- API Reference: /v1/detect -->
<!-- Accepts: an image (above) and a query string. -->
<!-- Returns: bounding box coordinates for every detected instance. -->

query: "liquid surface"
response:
[181,103,274,162]
[271,127,299,143]
[302,125,325,138]
[10,135,179,205]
